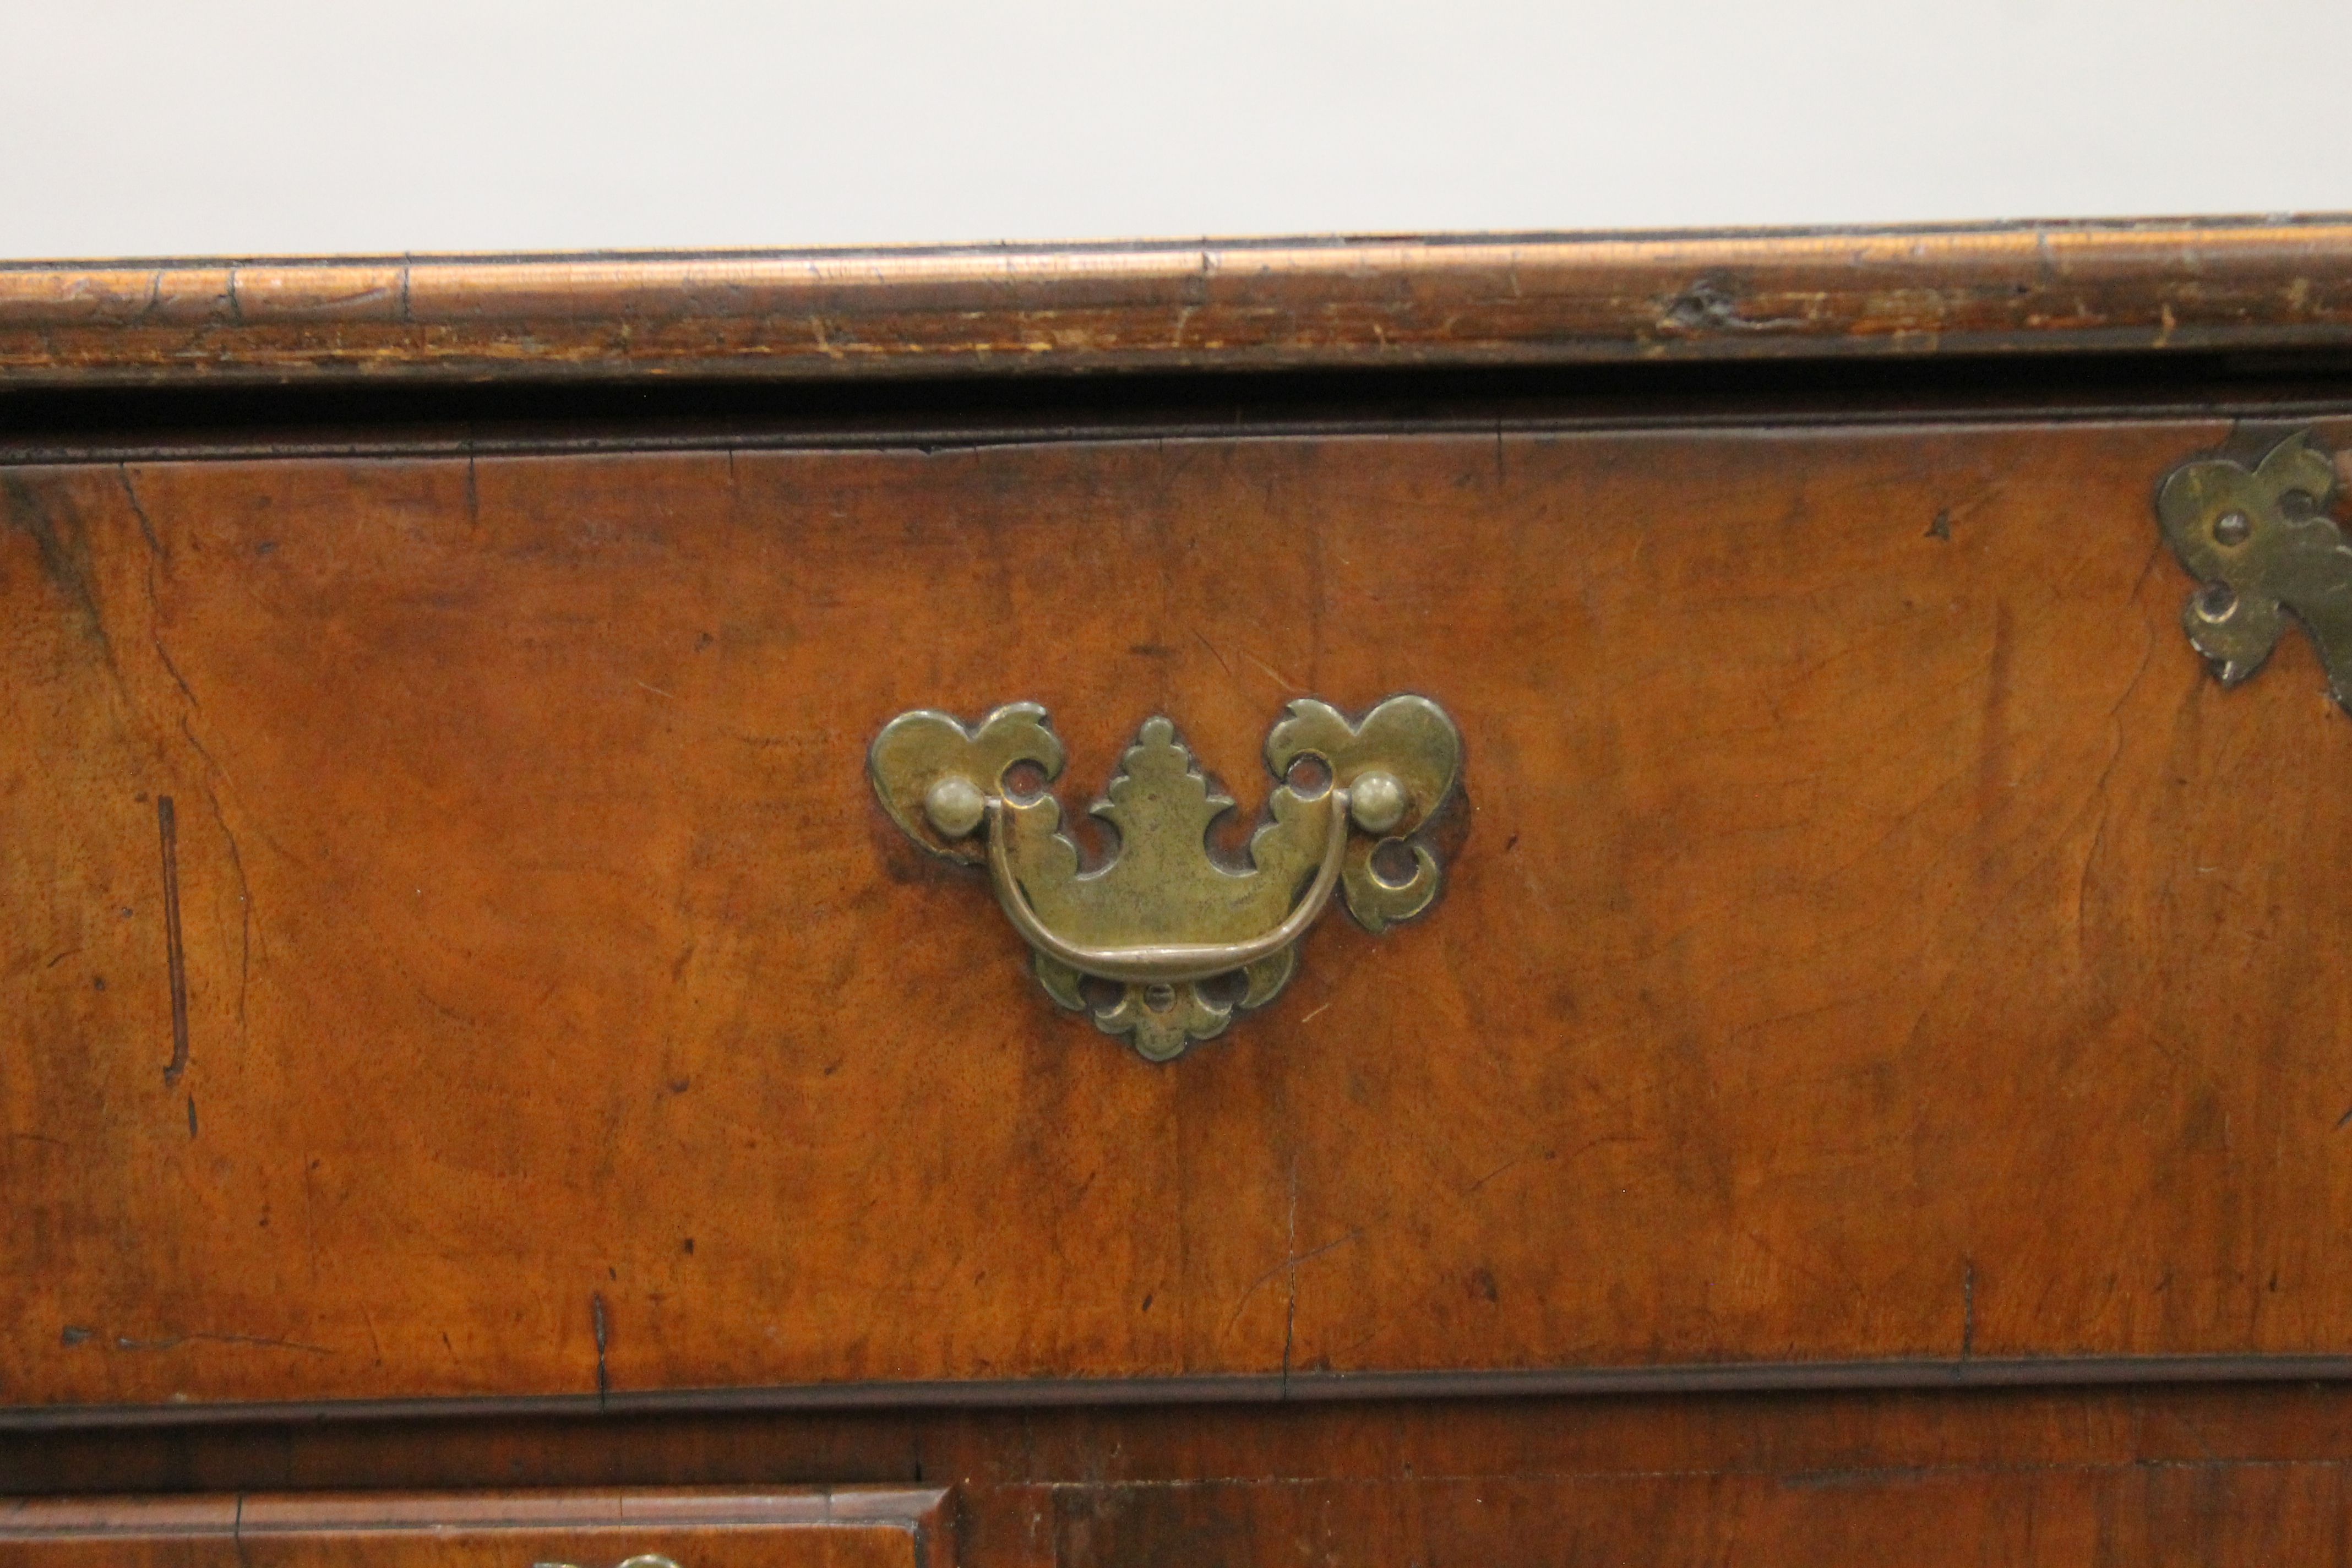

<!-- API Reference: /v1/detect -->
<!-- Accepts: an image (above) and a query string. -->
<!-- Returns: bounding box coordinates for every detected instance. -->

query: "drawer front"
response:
[0,1493,949,1568]
[6,415,2352,1413]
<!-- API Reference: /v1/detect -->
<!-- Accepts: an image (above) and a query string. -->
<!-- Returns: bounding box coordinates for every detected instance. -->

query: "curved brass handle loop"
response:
[870,695,1461,1060]
[983,788,1351,985]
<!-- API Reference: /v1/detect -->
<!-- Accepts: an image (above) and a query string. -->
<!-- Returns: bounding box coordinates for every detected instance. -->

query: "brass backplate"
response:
[2157,429,2352,710]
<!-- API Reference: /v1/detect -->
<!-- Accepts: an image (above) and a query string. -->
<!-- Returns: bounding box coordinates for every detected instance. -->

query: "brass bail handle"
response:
[869,695,1461,1061]
[978,783,1358,985]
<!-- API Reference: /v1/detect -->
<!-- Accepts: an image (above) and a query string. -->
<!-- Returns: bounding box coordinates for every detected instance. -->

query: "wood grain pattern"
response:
[0,1492,949,1568]
[8,413,2352,1414]
[1,221,2350,384]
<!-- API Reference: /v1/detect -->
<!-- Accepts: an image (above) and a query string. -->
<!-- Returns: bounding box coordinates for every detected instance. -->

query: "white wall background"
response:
[4,0,2348,259]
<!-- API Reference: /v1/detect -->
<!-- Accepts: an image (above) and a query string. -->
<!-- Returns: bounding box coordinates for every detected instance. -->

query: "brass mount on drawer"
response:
[870,696,1462,1060]
[2157,428,2352,711]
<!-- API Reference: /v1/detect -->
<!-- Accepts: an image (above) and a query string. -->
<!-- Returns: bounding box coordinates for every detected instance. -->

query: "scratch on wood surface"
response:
[110,1330,331,1355]
[157,796,189,1086]
[1465,1149,1548,1194]
[1224,1228,1364,1333]
[1281,1164,1298,1391]
[1926,478,2006,543]
[1963,1259,1977,1360]
[1192,630,1238,687]
[118,465,165,560]
[124,465,255,1048]
[592,1292,611,1407]
[1243,650,1304,692]
[180,722,254,1052]
[127,471,261,1054]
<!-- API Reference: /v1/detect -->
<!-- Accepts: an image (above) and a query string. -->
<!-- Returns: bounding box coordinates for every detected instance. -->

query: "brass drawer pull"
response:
[871,696,1461,1060]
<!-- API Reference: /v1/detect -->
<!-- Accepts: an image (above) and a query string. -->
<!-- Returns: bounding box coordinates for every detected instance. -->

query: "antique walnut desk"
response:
[7,222,2352,1561]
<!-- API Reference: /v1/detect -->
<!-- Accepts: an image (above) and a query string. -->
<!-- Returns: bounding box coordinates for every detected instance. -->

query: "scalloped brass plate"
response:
[870,696,1462,1060]
[2157,429,2352,710]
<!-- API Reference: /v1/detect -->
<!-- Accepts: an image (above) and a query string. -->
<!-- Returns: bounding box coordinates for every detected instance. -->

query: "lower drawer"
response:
[0,1493,950,1568]
[6,1410,2349,1568]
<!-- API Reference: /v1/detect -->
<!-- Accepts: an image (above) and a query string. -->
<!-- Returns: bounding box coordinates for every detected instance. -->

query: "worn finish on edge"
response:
[0,1490,950,1568]
[3,221,2351,383]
